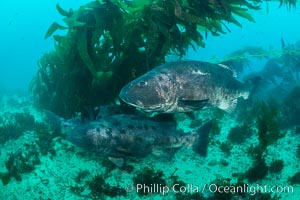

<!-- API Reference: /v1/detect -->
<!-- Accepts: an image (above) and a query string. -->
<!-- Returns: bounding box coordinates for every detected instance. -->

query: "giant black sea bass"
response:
[119,60,249,113]
[66,114,212,159]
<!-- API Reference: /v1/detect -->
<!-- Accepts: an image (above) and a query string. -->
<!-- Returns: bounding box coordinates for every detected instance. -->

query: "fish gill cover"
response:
[29,0,297,118]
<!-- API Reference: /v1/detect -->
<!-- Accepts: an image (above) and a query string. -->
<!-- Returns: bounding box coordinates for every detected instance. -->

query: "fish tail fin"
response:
[0,172,11,185]
[220,99,238,113]
[243,75,263,97]
[43,110,64,136]
[192,120,212,157]
[241,90,250,100]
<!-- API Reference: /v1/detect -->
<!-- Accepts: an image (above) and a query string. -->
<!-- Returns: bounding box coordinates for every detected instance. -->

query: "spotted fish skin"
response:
[119,60,249,113]
[66,114,211,158]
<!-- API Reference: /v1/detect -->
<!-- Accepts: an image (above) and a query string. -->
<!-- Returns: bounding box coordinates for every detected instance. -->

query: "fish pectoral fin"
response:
[152,147,179,158]
[184,112,196,120]
[108,157,124,167]
[178,98,209,110]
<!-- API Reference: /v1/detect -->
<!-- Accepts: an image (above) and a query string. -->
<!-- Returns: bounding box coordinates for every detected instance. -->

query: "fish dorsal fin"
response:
[218,63,237,78]
[178,98,209,110]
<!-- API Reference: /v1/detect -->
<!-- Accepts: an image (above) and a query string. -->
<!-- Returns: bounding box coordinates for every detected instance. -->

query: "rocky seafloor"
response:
[0,94,299,200]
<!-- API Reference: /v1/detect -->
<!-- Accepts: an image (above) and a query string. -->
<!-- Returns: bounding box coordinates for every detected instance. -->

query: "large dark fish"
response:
[119,60,249,113]
[65,114,212,159]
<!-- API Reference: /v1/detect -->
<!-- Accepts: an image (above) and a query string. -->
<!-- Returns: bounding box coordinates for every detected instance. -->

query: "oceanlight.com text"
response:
[125,183,294,196]
[208,183,294,196]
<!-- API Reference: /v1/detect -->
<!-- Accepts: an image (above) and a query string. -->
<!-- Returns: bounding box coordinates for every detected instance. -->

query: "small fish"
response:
[281,37,286,48]
[65,114,212,159]
[119,60,249,113]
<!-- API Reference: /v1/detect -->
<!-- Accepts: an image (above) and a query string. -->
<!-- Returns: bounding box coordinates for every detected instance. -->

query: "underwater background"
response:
[0,0,300,199]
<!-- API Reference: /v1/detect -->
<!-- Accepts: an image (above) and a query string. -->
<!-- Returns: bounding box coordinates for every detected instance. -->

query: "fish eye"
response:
[138,81,147,86]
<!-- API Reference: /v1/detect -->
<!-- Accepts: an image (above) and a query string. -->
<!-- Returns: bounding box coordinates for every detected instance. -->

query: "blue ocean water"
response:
[187,3,300,61]
[0,1,299,92]
[0,0,90,92]
[0,1,300,200]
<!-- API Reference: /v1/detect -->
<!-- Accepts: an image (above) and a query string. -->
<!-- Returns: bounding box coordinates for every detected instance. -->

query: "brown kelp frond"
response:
[279,0,297,9]
[44,22,67,39]
[32,0,296,117]
[56,3,74,17]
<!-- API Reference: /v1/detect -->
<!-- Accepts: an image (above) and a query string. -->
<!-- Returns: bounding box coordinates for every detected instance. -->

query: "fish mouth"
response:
[125,100,144,109]
[125,101,163,112]
[141,104,163,112]
[119,85,144,107]
[119,94,162,112]
[119,88,131,103]
[119,91,144,108]
[119,84,163,111]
